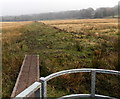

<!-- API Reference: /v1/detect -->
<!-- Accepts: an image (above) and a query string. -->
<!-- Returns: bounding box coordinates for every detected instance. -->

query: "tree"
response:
[79,7,94,18]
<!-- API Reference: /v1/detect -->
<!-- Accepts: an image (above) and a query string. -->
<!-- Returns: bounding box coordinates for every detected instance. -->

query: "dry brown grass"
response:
[42,19,119,98]
[2,19,119,98]
[42,19,118,25]
[0,21,32,29]
[42,18,119,70]
[1,21,33,48]
[42,19,118,36]
[2,21,34,98]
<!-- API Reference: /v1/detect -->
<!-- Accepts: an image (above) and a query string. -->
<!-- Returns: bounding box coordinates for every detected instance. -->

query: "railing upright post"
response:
[35,88,40,99]
[40,77,47,99]
[91,70,96,98]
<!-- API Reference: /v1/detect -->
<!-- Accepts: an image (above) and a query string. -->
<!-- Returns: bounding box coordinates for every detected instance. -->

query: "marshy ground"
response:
[2,19,120,98]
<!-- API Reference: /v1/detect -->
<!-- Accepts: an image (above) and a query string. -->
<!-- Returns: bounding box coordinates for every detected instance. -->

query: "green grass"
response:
[2,21,120,98]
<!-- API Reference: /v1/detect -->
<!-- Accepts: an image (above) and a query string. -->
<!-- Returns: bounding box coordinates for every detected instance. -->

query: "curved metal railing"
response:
[40,68,120,99]
[15,68,120,99]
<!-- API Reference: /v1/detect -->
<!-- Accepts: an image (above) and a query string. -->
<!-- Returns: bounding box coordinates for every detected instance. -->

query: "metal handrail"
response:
[58,94,117,99]
[15,82,41,98]
[42,68,120,81]
[14,68,120,99]
[40,68,120,99]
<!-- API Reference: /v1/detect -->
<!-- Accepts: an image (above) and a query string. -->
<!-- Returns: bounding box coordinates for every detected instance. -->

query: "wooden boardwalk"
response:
[11,55,39,97]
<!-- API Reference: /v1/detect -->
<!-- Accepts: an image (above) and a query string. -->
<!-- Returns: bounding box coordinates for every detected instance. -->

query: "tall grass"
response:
[2,19,120,98]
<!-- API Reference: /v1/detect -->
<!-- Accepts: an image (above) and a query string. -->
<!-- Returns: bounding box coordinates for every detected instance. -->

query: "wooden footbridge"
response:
[11,55,120,99]
[11,55,40,98]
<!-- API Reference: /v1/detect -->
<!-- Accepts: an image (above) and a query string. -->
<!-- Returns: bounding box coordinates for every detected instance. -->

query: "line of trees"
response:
[1,3,120,22]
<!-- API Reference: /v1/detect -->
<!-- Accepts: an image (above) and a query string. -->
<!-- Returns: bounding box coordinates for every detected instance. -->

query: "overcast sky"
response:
[0,0,119,16]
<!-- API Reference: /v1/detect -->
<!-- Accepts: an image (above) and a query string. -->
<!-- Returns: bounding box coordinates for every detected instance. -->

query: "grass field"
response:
[2,19,120,98]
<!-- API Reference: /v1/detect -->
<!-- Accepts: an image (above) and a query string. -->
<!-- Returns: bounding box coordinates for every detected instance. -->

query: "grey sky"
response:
[0,0,119,16]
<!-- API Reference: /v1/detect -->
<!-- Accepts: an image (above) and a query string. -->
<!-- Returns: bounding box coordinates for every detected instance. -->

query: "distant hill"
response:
[1,3,120,22]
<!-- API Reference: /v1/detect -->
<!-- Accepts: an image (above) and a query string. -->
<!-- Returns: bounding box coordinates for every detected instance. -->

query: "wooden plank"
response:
[28,55,39,85]
[11,55,39,97]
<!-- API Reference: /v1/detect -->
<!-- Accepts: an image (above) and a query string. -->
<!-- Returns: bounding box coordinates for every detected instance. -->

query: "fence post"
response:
[91,70,96,98]
[35,88,40,99]
[40,77,47,99]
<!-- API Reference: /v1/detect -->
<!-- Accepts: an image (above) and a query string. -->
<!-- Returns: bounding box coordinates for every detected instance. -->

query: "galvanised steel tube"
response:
[15,82,41,98]
[91,70,96,97]
[14,68,120,99]
[39,68,120,99]
[95,69,120,75]
[58,94,117,99]
[58,94,91,99]
[44,68,92,81]
[40,77,47,99]
[43,69,120,81]
[94,94,117,99]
